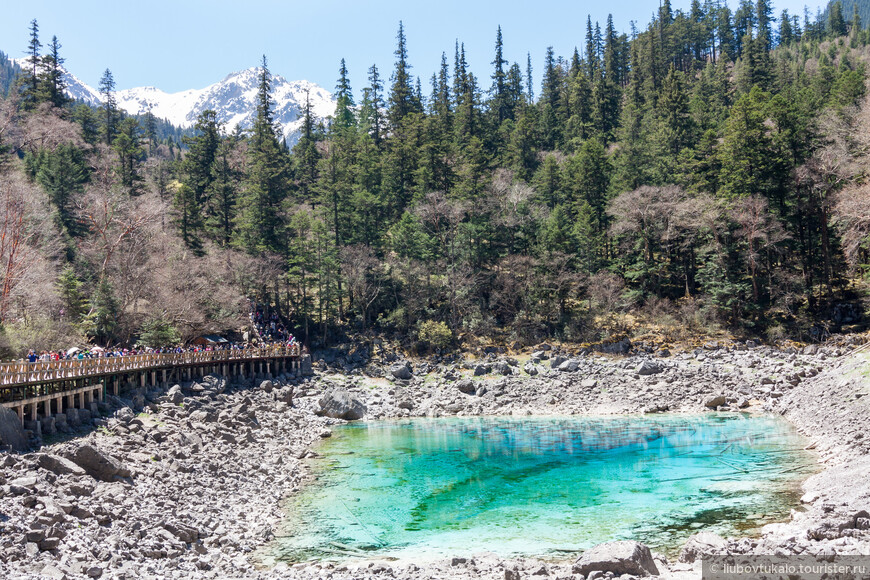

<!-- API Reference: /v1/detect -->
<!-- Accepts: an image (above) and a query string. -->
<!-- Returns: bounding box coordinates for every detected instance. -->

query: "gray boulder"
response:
[473,364,491,377]
[259,380,274,393]
[390,363,413,381]
[558,359,580,372]
[163,521,200,543]
[493,361,512,376]
[456,379,477,395]
[167,385,184,405]
[64,445,125,482]
[598,337,632,354]
[316,389,367,420]
[550,355,568,369]
[523,363,539,376]
[637,360,663,376]
[275,386,294,405]
[705,394,727,409]
[573,540,660,577]
[35,454,87,477]
[0,406,29,452]
[678,531,728,563]
[301,354,313,375]
[114,407,135,424]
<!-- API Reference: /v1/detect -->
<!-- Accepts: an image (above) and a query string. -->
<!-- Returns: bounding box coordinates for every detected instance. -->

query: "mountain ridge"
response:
[9,57,336,145]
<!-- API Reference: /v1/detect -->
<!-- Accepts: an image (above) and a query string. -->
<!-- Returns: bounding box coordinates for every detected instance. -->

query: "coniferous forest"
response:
[3,1,870,355]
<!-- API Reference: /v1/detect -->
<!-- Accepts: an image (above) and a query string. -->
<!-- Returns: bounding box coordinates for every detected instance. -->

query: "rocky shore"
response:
[0,341,868,579]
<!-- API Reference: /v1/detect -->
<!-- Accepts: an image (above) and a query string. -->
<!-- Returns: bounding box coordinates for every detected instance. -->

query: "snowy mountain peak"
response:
[12,58,336,145]
[116,67,335,145]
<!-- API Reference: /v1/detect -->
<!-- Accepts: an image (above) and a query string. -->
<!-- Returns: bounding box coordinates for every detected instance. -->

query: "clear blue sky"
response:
[1,0,824,96]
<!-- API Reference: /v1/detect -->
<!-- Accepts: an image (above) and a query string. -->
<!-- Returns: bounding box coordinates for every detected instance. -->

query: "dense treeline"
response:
[3,3,870,355]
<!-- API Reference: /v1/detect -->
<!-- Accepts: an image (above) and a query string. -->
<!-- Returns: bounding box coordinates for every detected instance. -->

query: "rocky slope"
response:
[0,342,868,579]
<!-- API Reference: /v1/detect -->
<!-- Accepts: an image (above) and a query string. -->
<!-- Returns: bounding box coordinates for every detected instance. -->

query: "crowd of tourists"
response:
[19,339,303,365]
[22,343,241,364]
[249,300,295,344]
[15,301,300,365]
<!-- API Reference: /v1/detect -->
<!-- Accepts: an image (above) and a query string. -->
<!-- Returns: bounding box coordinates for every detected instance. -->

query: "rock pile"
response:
[0,373,337,579]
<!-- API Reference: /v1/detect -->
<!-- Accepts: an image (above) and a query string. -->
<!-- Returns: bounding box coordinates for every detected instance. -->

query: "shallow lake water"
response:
[275,414,816,562]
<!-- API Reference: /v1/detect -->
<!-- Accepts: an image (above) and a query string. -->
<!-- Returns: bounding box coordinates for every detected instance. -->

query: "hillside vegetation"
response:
[3,3,870,356]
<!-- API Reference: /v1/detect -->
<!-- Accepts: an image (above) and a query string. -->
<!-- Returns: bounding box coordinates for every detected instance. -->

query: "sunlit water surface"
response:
[275,414,815,562]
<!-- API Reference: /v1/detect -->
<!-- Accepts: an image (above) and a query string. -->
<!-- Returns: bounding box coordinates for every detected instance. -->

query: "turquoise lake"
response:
[276,414,816,562]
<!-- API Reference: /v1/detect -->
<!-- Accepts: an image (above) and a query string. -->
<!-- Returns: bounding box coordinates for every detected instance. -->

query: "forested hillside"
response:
[824,0,870,32]
[2,3,870,357]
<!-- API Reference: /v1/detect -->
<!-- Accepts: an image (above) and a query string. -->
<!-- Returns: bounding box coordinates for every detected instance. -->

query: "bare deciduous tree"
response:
[733,195,789,302]
[341,244,383,330]
[0,168,62,323]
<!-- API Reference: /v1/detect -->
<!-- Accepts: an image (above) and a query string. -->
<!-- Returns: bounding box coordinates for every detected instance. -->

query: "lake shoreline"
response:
[1,344,868,579]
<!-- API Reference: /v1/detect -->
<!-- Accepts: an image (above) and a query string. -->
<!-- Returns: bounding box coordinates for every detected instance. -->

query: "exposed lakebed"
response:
[276,414,817,563]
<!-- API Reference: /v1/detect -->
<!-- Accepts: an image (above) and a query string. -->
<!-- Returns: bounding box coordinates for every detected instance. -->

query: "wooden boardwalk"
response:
[0,345,305,427]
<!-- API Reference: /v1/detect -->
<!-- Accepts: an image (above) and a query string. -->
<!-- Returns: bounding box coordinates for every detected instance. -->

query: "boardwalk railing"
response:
[0,345,301,388]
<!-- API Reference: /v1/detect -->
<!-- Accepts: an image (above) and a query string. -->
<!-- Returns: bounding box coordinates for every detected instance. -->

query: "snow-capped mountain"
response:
[114,69,335,145]
[12,58,335,144]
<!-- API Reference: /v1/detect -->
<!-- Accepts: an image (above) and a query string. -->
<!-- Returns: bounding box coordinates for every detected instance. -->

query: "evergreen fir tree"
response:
[526,53,534,101]
[237,55,290,254]
[779,10,794,45]
[99,68,118,146]
[206,138,240,246]
[333,58,356,131]
[30,144,88,236]
[756,0,774,52]
[491,26,509,124]
[294,89,321,204]
[829,2,847,37]
[41,36,68,108]
[365,64,385,146]
[175,110,220,250]
[388,21,415,127]
[144,106,158,155]
[20,19,42,108]
[113,117,144,194]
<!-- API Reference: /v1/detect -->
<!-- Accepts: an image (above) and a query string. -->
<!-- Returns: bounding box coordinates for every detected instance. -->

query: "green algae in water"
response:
[277,414,815,562]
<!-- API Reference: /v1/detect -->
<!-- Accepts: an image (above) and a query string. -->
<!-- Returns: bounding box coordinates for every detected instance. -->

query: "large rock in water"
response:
[64,444,125,482]
[679,531,728,563]
[0,406,29,452]
[573,540,660,577]
[316,389,367,420]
